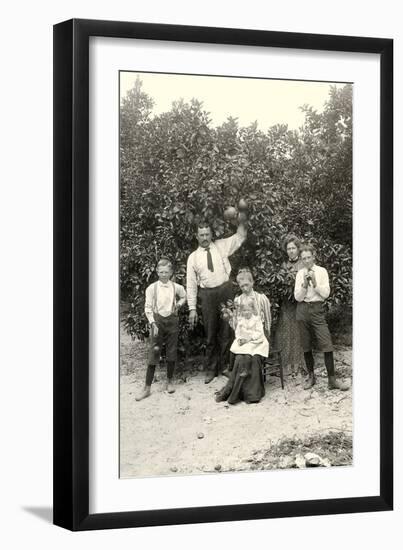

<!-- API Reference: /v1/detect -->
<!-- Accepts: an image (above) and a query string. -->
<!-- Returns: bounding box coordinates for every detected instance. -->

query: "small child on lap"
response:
[230,299,269,357]
[135,257,186,401]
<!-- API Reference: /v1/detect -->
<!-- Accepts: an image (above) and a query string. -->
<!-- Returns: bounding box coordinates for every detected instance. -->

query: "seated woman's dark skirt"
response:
[215,354,265,404]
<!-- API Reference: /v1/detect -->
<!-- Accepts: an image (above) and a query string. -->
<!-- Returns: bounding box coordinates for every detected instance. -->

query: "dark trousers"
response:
[145,362,175,386]
[304,350,336,378]
[147,314,179,365]
[199,281,235,376]
[145,314,178,386]
[296,301,334,352]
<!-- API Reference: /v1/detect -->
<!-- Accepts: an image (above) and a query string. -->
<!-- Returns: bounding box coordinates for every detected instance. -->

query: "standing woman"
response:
[274,235,305,376]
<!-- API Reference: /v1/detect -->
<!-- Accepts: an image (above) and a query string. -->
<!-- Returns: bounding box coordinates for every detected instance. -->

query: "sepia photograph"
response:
[119,71,353,479]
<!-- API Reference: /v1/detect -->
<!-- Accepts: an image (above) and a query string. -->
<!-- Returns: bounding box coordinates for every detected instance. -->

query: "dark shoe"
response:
[304,374,316,390]
[165,381,175,394]
[135,386,151,401]
[204,373,215,384]
[215,390,227,402]
[328,376,350,391]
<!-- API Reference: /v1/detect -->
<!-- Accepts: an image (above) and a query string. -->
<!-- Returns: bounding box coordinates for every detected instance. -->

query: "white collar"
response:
[198,242,215,252]
[158,280,172,288]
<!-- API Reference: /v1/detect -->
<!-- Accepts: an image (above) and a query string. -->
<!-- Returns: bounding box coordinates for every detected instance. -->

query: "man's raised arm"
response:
[236,220,247,243]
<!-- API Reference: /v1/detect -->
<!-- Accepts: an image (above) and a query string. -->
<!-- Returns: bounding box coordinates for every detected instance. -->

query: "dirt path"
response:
[120,331,352,478]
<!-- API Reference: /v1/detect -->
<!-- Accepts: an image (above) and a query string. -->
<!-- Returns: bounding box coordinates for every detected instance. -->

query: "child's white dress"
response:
[230,314,269,357]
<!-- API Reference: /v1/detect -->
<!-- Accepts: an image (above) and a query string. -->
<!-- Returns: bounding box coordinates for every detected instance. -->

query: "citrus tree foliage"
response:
[120,77,352,345]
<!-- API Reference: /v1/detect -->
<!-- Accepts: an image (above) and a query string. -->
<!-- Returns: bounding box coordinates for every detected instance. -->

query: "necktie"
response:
[206,247,214,272]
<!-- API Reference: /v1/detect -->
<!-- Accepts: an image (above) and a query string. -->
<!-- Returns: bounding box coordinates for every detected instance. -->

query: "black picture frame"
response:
[53,18,393,531]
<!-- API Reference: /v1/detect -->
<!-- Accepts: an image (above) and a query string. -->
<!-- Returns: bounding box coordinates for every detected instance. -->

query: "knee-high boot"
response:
[325,352,349,391]
[303,351,316,390]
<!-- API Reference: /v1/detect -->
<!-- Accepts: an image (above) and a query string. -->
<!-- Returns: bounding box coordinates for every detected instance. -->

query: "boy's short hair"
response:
[300,243,316,256]
[156,256,173,270]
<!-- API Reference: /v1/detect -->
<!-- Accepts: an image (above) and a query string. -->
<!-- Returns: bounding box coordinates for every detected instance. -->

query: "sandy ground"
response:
[120,330,352,478]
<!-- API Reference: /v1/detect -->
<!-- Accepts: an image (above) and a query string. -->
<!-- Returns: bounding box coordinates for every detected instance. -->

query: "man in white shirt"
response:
[294,244,349,391]
[187,220,247,383]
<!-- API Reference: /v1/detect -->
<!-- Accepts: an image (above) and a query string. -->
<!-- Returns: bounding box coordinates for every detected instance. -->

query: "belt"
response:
[199,280,231,292]
[154,312,177,319]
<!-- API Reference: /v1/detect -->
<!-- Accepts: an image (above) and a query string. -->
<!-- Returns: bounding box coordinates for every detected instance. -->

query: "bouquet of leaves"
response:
[220,299,236,324]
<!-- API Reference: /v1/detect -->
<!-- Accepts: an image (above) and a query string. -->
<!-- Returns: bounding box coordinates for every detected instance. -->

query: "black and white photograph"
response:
[119,71,353,478]
[0,0,397,542]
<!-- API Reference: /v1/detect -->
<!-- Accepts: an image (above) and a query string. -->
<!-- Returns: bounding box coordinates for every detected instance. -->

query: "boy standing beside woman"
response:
[294,244,349,391]
[274,236,349,392]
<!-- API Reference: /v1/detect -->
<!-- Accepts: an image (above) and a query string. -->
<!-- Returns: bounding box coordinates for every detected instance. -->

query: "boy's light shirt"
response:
[294,264,331,302]
[144,280,186,324]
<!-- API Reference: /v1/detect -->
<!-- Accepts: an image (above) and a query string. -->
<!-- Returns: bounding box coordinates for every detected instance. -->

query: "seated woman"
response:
[215,268,271,404]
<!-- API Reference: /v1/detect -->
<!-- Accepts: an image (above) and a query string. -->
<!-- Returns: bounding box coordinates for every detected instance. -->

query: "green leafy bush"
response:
[120,78,352,348]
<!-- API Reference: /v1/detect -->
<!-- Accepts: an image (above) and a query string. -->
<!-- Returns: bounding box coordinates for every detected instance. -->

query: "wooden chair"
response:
[262,349,284,389]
